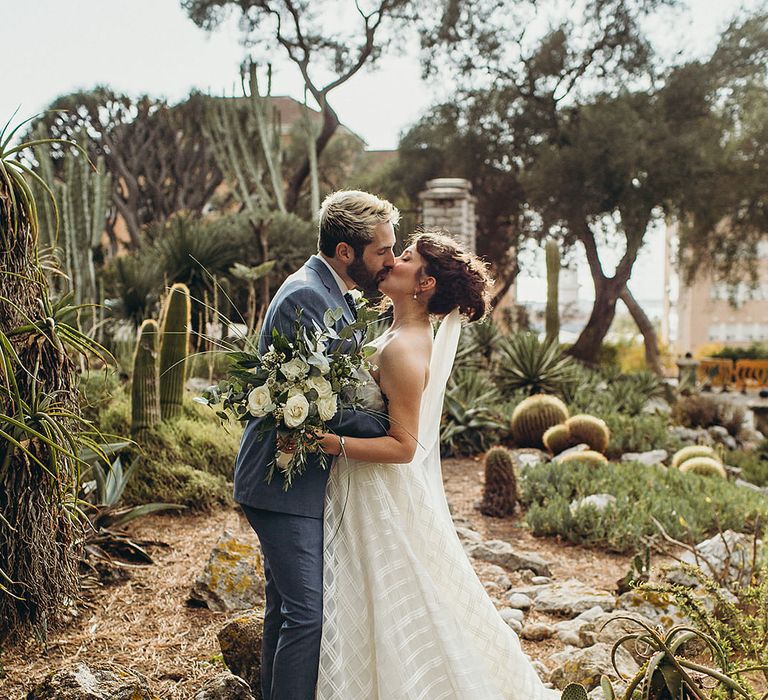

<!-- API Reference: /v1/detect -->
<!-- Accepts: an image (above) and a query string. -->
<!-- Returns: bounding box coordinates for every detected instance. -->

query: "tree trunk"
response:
[568,278,625,364]
[619,287,664,376]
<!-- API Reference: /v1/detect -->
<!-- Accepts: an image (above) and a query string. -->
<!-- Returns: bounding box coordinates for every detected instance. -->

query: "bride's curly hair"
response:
[411,231,493,322]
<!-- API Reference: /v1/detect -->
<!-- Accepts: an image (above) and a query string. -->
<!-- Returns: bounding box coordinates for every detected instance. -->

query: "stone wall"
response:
[418,178,477,253]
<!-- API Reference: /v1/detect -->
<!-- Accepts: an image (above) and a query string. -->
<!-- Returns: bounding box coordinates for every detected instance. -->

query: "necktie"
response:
[344,292,358,320]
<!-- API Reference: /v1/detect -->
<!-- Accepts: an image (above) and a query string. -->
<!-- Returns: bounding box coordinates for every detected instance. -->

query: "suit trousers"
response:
[241,504,324,700]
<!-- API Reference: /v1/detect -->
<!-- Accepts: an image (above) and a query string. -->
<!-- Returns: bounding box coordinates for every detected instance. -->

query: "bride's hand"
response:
[316,432,343,456]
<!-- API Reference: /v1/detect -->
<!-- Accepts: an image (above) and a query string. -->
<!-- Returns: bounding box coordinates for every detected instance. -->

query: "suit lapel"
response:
[306,255,356,326]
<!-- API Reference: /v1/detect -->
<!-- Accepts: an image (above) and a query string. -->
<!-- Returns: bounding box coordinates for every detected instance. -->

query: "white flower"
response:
[283,394,310,428]
[316,395,338,422]
[280,357,310,382]
[348,288,364,303]
[247,385,274,417]
[287,384,307,398]
[308,352,331,375]
[306,375,333,399]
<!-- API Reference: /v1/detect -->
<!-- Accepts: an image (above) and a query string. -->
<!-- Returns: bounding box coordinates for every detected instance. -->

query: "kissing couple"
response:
[234,190,557,699]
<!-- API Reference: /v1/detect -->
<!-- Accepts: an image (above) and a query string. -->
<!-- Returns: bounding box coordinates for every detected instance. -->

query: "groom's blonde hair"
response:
[318,190,400,257]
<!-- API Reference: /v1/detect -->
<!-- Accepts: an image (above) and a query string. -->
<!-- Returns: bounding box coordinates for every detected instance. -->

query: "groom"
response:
[234,190,398,699]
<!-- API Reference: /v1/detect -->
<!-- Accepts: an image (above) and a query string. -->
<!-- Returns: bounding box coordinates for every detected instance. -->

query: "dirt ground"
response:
[1,458,635,699]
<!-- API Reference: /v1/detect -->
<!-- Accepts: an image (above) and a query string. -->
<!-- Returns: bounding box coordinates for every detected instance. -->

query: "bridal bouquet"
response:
[197,293,377,489]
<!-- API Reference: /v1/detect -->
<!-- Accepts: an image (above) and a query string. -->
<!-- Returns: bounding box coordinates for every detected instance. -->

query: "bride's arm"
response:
[318,335,429,464]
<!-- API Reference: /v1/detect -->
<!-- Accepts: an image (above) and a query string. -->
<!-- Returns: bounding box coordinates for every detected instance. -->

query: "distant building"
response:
[676,235,768,354]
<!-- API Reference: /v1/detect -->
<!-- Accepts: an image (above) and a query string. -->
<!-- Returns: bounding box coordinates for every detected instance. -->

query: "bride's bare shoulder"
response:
[377,326,432,384]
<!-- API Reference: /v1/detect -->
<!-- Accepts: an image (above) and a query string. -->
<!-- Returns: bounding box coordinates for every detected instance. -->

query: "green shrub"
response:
[78,369,125,424]
[603,413,682,459]
[91,388,239,509]
[711,342,768,361]
[521,460,768,553]
[727,447,768,487]
[673,394,746,436]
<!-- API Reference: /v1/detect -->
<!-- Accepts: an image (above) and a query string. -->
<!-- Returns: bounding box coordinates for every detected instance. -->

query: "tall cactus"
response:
[480,446,518,517]
[159,283,191,420]
[545,238,560,343]
[131,319,161,440]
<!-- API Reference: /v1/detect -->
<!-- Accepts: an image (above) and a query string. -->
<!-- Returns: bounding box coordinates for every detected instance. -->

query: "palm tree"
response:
[0,114,104,641]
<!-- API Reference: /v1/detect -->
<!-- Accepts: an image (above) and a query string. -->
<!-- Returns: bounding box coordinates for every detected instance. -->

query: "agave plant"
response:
[0,113,114,641]
[454,317,503,371]
[496,332,577,397]
[441,368,507,456]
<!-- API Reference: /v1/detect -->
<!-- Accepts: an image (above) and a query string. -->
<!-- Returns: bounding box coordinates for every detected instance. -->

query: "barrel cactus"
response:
[557,450,608,467]
[671,445,718,469]
[679,457,727,479]
[159,282,191,420]
[511,394,569,448]
[543,424,573,455]
[131,319,161,440]
[565,414,610,454]
[479,446,518,518]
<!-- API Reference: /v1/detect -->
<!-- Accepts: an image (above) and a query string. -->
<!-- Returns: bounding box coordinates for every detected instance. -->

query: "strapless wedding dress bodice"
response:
[317,313,557,700]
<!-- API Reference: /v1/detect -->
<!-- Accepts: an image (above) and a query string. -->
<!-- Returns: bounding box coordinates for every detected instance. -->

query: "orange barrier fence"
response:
[697,358,768,390]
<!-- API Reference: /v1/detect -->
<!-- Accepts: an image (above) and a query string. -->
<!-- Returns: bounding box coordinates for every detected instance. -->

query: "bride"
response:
[316,232,557,699]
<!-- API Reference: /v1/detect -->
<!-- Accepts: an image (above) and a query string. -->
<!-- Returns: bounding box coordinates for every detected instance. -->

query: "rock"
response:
[506,592,533,609]
[499,607,525,624]
[531,576,551,585]
[668,426,711,444]
[553,605,605,646]
[218,609,264,696]
[643,397,671,415]
[500,613,523,633]
[191,530,265,612]
[569,493,616,514]
[735,478,768,495]
[466,540,553,577]
[194,672,256,700]
[548,643,639,692]
[27,662,153,700]
[621,449,668,466]
[553,444,590,462]
[514,578,616,617]
[455,526,483,543]
[521,622,554,641]
[616,590,687,628]
[508,448,550,470]
[666,530,762,588]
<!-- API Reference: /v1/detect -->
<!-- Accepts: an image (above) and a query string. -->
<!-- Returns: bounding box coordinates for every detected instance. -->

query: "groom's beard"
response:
[347,257,387,296]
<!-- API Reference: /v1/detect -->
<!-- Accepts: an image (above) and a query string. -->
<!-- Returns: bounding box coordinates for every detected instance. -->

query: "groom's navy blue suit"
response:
[234,255,387,700]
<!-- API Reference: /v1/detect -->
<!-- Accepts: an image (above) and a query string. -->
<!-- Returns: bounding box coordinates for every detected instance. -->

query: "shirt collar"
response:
[317,254,352,296]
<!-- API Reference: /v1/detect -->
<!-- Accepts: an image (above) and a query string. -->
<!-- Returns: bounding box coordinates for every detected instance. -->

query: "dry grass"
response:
[1,459,635,699]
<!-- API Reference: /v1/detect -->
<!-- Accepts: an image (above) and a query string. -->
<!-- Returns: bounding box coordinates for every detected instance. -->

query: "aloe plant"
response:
[497,332,577,397]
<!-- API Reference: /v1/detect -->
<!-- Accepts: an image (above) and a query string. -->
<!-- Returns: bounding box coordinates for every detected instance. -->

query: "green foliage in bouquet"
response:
[510,394,569,448]
[521,460,768,552]
[198,296,380,489]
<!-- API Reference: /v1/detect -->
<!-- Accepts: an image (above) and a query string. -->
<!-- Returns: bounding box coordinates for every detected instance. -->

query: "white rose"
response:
[306,375,333,399]
[280,357,310,382]
[283,394,310,428]
[287,384,307,398]
[247,385,274,417]
[316,395,338,422]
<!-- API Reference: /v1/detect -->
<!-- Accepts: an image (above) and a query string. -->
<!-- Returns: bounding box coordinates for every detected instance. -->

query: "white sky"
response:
[2,0,761,307]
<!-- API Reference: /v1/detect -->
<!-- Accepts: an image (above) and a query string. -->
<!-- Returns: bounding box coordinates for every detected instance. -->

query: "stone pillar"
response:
[418,178,477,252]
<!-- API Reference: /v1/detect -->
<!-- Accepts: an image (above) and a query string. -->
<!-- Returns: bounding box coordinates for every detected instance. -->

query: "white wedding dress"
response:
[317,310,558,699]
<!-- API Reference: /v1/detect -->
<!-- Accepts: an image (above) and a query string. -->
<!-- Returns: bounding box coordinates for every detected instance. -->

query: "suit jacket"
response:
[233,255,388,518]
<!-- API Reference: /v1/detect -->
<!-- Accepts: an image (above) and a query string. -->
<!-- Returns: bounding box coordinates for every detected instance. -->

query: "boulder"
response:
[455,526,483,544]
[616,590,687,629]
[191,530,265,612]
[217,609,264,697]
[506,592,533,610]
[570,494,616,514]
[552,444,590,462]
[508,448,551,470]
[665,530,762,588]
[466,540,553,577]
[510,578,615,616]
[27,662,153,700]
[620,449,668,466]
[194,672,256,700]
[548,643,638,692]
[521,622,554,641]
[668,426,711,444]
[553,606,604,646]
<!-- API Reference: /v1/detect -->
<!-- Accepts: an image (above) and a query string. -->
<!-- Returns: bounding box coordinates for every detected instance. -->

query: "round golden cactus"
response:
[557,450,609,467]
[510,394,570,448]
[671,445,718,469]
[543,424,573,455]
[678,457,727,479]
[565,414,611,454]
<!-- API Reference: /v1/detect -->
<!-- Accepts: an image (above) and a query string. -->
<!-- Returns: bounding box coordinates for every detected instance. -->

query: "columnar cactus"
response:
[557,450,609,467]
[565,414,611,454]
[543,424,573,455]
[159,283,191,420]
[511,394,570,448]
[479,446,518,518]
[545,238,560,343]
[671,445,718,469]
[131,319,161,440]
[678,457,727,479]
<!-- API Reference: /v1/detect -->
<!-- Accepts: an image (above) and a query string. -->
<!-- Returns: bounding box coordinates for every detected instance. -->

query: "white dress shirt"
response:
[317,254,351,295]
